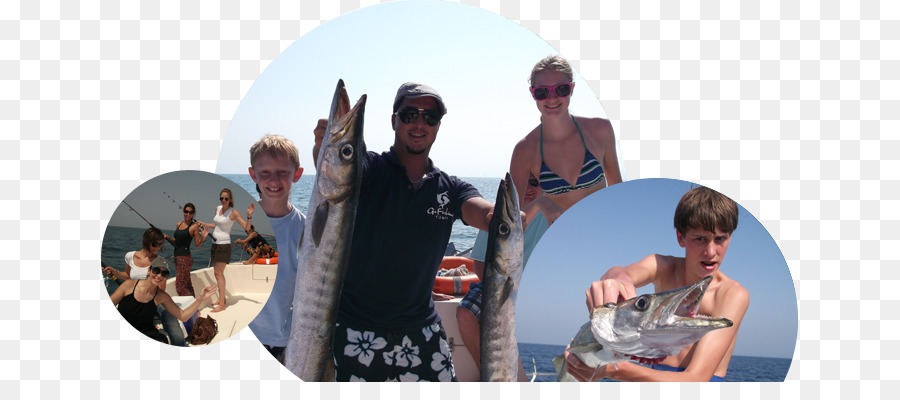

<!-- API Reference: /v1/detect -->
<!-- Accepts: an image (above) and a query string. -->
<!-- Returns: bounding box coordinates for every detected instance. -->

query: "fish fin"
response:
[499,277,514,307]
[312,201,329,246]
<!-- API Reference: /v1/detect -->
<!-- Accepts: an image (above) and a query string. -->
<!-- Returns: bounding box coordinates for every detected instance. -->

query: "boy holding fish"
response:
[246,135,307,362]
[566,186,750,382]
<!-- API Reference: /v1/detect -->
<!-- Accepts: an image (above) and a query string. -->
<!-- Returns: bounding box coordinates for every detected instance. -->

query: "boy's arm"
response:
[586,254,668,309]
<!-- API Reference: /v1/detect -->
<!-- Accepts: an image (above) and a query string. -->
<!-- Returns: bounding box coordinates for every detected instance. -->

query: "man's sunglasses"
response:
[530,82,574,101]
[395,107,442,127]
[150,266,169,278]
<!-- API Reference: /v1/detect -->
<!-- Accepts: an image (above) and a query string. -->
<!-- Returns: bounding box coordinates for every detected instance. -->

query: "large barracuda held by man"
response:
[284,80,366,382]
[554,276,734,382]
[480,174,525,382]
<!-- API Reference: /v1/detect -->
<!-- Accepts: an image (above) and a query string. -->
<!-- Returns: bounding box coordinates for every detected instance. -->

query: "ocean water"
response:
[517,342,791,382]
[101,225,276,295]
[220,174,502,253]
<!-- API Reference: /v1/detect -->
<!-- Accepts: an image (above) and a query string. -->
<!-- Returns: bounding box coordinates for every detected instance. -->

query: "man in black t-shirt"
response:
[312,82,494,382]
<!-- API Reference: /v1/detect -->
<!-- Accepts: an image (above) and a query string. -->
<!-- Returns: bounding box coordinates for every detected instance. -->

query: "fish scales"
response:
[480,174,525,382]
[283,80,366,382]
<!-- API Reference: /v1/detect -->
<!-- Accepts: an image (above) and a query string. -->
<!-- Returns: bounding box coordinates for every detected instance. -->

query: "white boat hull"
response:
[165,262,276,345]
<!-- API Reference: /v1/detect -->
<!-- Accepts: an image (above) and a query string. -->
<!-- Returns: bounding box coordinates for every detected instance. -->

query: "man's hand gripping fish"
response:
[553,276,733,382]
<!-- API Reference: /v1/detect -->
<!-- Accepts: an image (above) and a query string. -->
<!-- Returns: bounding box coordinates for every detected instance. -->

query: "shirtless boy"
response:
[566,185,750,382]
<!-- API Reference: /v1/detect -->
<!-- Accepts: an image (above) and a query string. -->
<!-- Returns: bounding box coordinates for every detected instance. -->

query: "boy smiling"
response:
[246,135,306,361]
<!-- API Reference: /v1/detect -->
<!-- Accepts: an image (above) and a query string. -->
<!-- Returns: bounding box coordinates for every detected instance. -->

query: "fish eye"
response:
[633,295,651,311]
[498,223,509,235]
[340,144,354,160]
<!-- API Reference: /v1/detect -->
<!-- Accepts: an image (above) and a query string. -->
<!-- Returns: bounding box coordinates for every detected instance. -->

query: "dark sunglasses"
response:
[528,177,540,187]
[183,209,195,214]
[151,241,164,248]
[150,266,169,278]
[395,107,442,127]
[220,197,230,201]
[530,82,574,101]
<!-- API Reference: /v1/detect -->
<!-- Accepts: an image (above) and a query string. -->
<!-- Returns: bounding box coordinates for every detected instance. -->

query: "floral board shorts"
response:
[332,320,457,382]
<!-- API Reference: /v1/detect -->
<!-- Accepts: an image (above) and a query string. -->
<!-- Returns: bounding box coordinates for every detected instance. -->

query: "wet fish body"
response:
[554,276,733,381]
[480,174,525,382]
[283,80,366,382]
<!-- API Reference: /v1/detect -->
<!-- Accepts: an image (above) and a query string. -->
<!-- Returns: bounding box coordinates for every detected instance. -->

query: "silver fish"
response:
[480,174,525,382]
[554,276,733,381]
[284,79,366,382]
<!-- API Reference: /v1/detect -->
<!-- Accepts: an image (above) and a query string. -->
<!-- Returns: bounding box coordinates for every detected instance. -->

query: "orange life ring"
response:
[433,256,479,295]
[255,252,279,265]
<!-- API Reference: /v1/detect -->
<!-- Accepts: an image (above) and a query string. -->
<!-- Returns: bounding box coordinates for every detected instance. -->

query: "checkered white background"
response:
[3,0,894,398]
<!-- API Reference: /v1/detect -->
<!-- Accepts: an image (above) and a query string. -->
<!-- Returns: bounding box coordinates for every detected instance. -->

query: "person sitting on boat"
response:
[161,202,209,298]
[509,54,622,213]
[197,188,253,313]
[109,263,217,344]
[566,186,749,382]
[103,226,169,291]
[235,225,275,265]
[310,82,496,382]
[246,135,306,362]
[455,172,562,381]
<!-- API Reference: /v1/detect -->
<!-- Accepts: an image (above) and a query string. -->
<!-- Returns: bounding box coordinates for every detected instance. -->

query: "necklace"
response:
[411,174,427,185]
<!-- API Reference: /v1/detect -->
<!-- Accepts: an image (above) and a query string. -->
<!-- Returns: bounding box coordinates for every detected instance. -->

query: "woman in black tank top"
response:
[109,266,219,345]
[163,203,209,297]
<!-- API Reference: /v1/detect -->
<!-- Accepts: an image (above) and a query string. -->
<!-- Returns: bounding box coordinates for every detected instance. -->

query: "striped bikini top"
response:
[538,117,605,196]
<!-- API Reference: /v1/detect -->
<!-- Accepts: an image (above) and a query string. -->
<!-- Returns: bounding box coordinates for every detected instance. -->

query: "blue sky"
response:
[215,1,619,178]
[518,178,798,359]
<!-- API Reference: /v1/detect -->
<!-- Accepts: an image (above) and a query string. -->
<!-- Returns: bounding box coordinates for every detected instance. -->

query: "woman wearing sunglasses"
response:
[161,202,209,298]
[103,226,170,291]
[198,188,253,313]
[510,55,622,214]
[109,264,218,344]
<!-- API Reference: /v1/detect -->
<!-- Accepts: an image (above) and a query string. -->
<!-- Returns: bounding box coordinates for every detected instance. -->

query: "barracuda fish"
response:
[553,276,733,382]
[284,79,366,382]
[480,174,525,382]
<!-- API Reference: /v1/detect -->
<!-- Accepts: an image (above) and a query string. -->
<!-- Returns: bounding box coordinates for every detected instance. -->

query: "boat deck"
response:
[166,262,277,345]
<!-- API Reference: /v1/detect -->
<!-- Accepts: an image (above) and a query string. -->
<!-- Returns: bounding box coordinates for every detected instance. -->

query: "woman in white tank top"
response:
[199,188,253,312]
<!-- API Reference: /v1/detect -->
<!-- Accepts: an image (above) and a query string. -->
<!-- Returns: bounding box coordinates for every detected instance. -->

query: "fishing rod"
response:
[163,191,199,224]
[122,200,158,229]
[163,191,182,210]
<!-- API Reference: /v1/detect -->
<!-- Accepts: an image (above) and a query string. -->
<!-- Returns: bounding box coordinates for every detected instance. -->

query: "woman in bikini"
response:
[109,263,218,344]
[509,55,623,214]
[198,188,253,312]
[161,202,209,297]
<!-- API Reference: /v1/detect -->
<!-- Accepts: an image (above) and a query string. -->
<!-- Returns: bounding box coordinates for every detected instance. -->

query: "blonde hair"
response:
[249,135,301,170]
[529,55,574,86]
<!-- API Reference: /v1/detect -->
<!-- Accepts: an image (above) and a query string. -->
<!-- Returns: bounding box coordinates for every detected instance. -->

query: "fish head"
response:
[316,79,367,203]
[485,173,524,279]
[589,276,733,361]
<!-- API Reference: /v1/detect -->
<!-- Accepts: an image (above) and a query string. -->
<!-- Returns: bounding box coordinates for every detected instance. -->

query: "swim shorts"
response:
[457,282,482,320]
[332,320,458,382]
